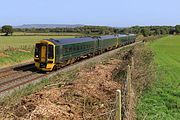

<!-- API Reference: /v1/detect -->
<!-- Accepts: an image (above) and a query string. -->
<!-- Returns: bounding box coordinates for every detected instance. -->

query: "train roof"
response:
[47,37,98,45]
[118,34,135,37]
[46,34,134,45]
[100,35,118,40]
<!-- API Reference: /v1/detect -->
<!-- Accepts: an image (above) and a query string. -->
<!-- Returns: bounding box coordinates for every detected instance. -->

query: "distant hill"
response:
[13,24,84,28]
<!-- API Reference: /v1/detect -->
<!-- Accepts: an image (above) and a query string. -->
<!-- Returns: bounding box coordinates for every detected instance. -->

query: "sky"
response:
[0,0,180,27]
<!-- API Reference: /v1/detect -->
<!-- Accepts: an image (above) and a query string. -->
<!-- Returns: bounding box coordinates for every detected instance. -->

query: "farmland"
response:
[137,36,180,119]
[0,35,75,66]
[0,35,75,51]
[0,32,82,37]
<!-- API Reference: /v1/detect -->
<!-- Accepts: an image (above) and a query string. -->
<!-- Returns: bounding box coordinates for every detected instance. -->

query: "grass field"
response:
[137,36,180,120]
[0,32,82,36]
[0,36,74,51]
[0,36,74,66]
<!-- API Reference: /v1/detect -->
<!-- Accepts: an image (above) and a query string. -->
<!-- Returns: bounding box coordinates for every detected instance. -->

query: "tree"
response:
[1,25,13,36]
[122,28,129,34]
[155,29,161,35]
[85,29,91,34]
[114,29,119,34]
[160,29,167,35]
[100,30,106,35]
[141,28,150,37]
[175,25,180,33]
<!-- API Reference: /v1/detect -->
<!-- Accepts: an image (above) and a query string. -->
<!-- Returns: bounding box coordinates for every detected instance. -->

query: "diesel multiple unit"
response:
[34,34,136,71]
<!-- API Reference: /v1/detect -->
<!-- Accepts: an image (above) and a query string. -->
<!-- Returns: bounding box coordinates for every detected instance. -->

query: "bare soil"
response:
[18,49,31,53]
[1,58,127,120]
[0,52,9,57]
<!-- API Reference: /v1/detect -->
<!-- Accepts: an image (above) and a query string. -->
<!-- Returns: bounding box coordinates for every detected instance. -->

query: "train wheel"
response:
[52,65,58,71]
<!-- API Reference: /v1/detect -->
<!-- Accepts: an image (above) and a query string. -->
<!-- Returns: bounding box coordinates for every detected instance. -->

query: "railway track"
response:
[0,63,46,95]
[0,41,141,97]
[0,63,35,79]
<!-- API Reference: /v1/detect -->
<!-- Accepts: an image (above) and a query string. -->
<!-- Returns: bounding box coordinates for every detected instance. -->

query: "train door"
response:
[40,45,47,63]
[96,39,99,53]
[97,38,100,51]
[98,38,103,53]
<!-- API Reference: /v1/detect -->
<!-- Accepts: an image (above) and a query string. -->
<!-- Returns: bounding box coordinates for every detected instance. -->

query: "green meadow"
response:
[0,36,74,51]
[0,36,74,66]
[137,36,180,120]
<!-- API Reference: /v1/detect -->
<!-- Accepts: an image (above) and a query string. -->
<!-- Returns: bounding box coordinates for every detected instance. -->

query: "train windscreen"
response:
[35,44,40,58]
[48,45,54,59]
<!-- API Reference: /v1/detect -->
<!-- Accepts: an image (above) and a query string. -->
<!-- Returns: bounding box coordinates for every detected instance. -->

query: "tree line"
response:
[120,26,179,37]
[1,25,180,36]
[1,26,119,35]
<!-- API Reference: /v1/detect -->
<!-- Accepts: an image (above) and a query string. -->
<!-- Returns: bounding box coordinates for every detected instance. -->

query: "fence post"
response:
[116,90,122,120]
[127,65,132,104]
[131,57,134,71]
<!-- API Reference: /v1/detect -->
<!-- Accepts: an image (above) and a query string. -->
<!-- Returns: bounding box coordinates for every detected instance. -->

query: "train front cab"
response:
[34,40,55,71]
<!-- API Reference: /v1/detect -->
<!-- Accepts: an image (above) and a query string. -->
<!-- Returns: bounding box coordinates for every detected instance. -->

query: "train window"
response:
[35,44,40,58]
[69,47,72,52]
[65,48,69,52]
[73,47,76,51]
[77,46,79,51]
[48,45,54,59]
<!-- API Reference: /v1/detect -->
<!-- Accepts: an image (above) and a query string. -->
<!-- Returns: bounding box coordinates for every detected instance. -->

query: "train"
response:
[34,34,136,71]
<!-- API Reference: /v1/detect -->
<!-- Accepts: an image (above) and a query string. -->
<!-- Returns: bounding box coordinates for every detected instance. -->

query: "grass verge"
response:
[136,35,180,120]
[0,50,33,66]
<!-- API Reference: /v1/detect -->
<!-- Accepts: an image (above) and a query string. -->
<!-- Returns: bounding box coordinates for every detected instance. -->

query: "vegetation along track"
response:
[0,41,141,97]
